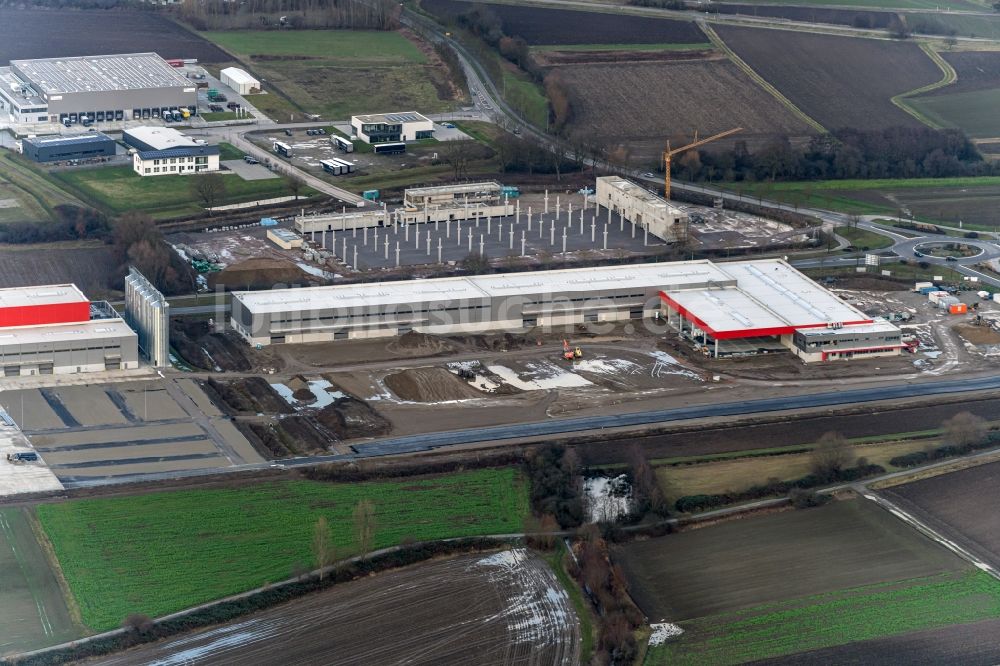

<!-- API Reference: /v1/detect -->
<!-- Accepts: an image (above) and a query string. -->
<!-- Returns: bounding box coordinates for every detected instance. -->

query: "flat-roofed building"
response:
[230,259,900,363]
[220,67,260,95]
[596,176,688,243]
[21,132,116,162]
[350,111,433,144]
[0,53,196,125]
[0,284,138,376]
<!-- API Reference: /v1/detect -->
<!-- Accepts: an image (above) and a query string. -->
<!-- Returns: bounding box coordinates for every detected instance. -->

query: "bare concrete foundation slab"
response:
[0,390,64,431]
[54,386,129,427]
[0,415,62,496]
[43,440,217,465]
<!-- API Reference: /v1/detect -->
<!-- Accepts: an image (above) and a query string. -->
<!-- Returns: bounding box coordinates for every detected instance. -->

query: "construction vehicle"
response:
[663,127,742,200]
[562,340,582,361]
[7,451,38,463]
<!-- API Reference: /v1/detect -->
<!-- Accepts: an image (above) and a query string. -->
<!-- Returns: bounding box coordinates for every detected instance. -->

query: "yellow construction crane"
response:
[663,127,743,200]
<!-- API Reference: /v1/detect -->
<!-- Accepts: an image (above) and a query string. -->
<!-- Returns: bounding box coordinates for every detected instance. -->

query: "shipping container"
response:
[914,281,934,292]
[949,303,968,315]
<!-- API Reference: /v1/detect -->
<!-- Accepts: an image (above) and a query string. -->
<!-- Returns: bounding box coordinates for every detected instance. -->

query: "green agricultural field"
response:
[201,30,460,120]
[724,176,1000,228]
[835,225,895,249]
[907,88,1000,139]
[37,469,530,631]
[616,498,1000,664]
[53,166,311,219]
[0,176,48,224]
[648,571,1000,665]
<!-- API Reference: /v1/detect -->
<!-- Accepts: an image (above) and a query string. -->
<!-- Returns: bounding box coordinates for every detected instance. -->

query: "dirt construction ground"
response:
[89,549,579,666]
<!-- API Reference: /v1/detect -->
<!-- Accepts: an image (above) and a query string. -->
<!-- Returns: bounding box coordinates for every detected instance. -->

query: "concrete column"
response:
[342,237,347,258]
[509,228,514,250]
[415,224,420,249]
[331,229,335,247]
[562,229,567,255]
[528,206,532,231]
[479,234,484,256]
[714,338,719,359]
[551,223,555,246]
[579,209,584,235]
[353,245,358,268]
[544,189,549,215]
[556,196,560,221]
[468,231,473,253]
[457,220,463,246]
[384,237,389,260]
[498,220,502,242]
[644,224,648,246]
[603,225,608,250]
[372,227,377,249]
[521,230,526,257]
[568,202,573,228]
[353,224,356,238]
[591,219,596,243]
[487,216,491,234]
[540,218,545,240]
[395,241,400,268]
[437,238,442,264]
[405,221,410,242]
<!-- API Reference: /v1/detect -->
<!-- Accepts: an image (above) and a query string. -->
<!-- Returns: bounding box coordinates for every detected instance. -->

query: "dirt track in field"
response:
[88,550,579,666]
[887,460,1000,570]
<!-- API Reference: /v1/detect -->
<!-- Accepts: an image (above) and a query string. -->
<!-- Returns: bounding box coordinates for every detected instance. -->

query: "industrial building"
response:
[294,182,514,234]
[0,53,197,125]
[220,67,260,95]
[350,112,434,144]
[0,284,138,376]
[596,176,688,243]
[123,268,169,368]
[20,133,116,163]
[399,182,513,224]
[124,126,220,176]
[230,258,902,362]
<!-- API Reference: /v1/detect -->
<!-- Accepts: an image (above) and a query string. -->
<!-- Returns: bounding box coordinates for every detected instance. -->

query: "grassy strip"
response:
[531,42,714,52]
[52,166,308,218]
[703,23,825,134]
[200,30,427,63]
[835,225,894,249]
[648,570,1000,665]
[892,44,957,128]
[201,112,240,122]
[544,542,595,663]
[37,469,530,631]
[733,175,1000,193]
[217,142,244,160]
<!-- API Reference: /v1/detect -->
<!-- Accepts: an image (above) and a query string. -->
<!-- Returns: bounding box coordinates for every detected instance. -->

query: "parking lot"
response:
[0,378,263,486]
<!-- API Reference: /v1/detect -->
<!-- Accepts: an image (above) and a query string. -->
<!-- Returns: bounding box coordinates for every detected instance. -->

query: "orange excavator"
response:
[562,339,583,361]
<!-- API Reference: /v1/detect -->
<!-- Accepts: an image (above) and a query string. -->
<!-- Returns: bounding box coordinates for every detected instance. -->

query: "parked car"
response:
[244,155,259,164]
[284,129,293,136]
[227,102,240,110]
[209,104,224,112]
[946,256,958,262]
[317,128,326,135]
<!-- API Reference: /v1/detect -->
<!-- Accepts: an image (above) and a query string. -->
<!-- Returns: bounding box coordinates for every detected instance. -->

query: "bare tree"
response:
[438,140,472,180]
[810,431,852,479]
[191,173,227,213]
[312,516,335,580]
[943,411,988,448]
[353,499,377,558]
[287,176,305,200]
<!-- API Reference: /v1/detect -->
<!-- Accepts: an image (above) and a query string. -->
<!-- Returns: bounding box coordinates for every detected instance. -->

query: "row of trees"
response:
[312,499,376,579]
[177,0,399,31]
[110,212,196,295]
[454,5,573,132]
[677,127,989,184]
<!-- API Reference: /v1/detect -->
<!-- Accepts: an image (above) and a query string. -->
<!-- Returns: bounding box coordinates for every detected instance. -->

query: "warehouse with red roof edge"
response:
[231,258,903,363]
[0,285,138,376]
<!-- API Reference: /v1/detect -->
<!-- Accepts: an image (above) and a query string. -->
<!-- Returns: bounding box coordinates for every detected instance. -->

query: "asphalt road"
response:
[334,373,1000,458]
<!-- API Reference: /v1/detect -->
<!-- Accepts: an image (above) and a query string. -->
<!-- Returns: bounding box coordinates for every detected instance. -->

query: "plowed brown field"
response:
[716,26,942,130]
[559,59,816,161]
[90,550,579,666]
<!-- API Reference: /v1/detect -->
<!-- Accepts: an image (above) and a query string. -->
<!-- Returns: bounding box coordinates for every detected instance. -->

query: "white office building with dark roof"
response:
[0,53,197,125]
